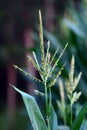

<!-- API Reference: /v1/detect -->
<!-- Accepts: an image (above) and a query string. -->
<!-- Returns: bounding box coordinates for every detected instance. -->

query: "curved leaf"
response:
[58,125,70,130]
[11,85,47,130]
[80,121,87,130]
[64,19,85,38]
[71,102,87,130]
[51,105,58,130]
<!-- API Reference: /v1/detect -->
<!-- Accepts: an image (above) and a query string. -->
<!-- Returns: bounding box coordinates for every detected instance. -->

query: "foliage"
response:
[11,86,47,130]
[10,10,87,130]
[57,56,83,127]
[59,2,87,99]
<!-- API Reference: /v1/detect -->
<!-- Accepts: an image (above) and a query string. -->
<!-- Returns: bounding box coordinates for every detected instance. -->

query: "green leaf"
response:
[51,105,58,130]
[64,19,85,38]
[71,102,87,130]
[11,85,47,130]
[58,125,70,130]
[80,120,87,130]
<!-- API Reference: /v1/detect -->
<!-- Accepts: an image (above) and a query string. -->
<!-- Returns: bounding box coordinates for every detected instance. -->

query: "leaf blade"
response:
[71,102,87,130]
[11,85,47,130]
[51,105,58,130]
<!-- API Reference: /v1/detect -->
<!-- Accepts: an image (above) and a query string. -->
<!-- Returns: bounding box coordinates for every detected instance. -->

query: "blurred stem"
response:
[62,102,67,125]
[70,95,73,127]
[49,87,52,130]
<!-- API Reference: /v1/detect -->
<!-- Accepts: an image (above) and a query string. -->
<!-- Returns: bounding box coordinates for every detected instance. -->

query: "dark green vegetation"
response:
[11,9,87,130]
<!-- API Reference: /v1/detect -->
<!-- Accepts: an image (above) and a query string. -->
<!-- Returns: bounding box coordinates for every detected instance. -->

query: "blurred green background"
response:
[0,0,87,129]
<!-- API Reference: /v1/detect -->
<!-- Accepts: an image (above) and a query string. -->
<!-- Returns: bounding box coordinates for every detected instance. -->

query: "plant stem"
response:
[44,81,48,115]
[44,80,51,130]
[48,87,52,130]
[70,97,72,126]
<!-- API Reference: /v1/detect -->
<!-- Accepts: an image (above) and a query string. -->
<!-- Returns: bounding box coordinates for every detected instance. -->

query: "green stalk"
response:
[70,95,73,127]
[44,80,51,130]
[70,103,72,126]
[44,81,48,117]
[49,87,52,130]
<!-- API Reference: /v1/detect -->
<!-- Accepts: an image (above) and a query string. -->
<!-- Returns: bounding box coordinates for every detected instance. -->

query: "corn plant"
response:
[10,11,87,130]
[57,56,82,126]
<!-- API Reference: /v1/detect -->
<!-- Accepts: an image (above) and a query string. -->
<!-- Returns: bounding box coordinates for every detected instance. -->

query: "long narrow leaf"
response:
[58,125,70,130]
[11,85,47,130]
[71,102,87,130]
[51,105,58,130]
